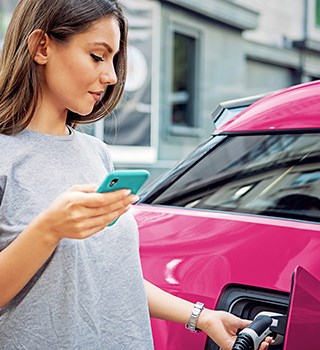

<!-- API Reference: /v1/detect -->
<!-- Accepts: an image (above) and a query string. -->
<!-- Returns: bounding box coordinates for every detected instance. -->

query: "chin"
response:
[71,105,96,117]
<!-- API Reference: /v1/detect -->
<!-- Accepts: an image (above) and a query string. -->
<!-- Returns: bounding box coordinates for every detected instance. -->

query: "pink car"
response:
[134,80,320,350]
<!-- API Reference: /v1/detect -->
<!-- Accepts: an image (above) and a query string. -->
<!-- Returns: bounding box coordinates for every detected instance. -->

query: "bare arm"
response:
[144,280,272,350]
[0,185,137,308]
[0,217,59,308]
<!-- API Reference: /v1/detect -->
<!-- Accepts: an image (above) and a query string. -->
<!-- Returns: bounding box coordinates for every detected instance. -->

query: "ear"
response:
[27,29,49,65]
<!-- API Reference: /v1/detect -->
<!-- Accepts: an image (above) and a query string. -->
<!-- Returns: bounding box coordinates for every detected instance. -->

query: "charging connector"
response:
[232,312,286,350]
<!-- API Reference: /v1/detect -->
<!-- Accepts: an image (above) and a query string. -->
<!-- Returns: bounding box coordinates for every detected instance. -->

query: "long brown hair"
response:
[0,0,127,135]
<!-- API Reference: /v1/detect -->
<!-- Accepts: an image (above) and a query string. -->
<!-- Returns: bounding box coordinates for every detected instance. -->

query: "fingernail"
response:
[123,189,131,196]
[131,195,140,203]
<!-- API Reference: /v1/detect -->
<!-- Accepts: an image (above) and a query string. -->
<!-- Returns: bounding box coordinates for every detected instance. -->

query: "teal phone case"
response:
[97,169,150,194]
[97,170,150,226]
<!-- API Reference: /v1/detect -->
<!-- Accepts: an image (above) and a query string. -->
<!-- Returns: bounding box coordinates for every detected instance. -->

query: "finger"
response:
[68,184,99,193]
[96,194,139,213]
[258,341,270,350]
[240,319,252,328]
[103,194,139,212]
[82,199,133,219]
[79,206,131,233]
[264,336,273,342]
[81,189,134,208]
[264,336,275,344]
[64,193,137,227]
[71,221,113,238]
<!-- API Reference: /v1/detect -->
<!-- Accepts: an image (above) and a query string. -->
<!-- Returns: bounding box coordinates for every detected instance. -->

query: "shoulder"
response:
[73,128,106,146]
[0,133,20,164]
[72,128,114,171]
[0,132,13,145]
[0,134,16,191]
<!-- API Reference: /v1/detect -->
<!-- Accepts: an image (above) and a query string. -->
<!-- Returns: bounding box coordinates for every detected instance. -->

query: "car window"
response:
[153,133,320,222]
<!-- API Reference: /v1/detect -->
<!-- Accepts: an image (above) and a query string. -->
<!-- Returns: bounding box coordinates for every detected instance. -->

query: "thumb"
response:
[238,319,251,331]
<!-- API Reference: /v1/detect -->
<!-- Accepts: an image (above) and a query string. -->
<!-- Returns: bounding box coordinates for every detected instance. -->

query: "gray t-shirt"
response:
[0,127,154,350]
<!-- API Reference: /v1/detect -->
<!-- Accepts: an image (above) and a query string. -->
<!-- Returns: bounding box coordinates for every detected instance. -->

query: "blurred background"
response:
[1,0,319,182]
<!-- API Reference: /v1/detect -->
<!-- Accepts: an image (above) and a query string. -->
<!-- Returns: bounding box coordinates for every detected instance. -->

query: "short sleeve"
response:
[0,175,6,207]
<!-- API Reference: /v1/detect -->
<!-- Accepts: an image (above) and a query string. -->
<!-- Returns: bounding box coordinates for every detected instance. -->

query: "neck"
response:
[26,102,69,136]
[27,118,70,136]
[27,123,70,136]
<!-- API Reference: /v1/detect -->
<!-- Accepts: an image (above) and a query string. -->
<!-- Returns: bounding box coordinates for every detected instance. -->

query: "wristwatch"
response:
[185,301,205,332]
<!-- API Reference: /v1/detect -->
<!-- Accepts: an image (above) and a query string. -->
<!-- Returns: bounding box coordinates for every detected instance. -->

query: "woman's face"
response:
[43,16,120,116]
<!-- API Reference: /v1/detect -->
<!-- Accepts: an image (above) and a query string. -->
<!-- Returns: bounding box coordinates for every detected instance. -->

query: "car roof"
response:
[215,80,320,133]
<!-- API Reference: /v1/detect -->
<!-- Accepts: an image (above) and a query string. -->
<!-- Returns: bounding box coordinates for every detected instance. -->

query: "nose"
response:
[100,63,118,86]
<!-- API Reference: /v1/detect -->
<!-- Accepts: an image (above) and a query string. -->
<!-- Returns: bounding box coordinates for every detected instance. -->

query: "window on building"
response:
[170,31,198,130]
[316,0,320,27]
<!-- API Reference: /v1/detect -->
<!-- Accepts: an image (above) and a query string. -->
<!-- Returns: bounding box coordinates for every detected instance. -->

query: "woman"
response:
[0,1,271,349]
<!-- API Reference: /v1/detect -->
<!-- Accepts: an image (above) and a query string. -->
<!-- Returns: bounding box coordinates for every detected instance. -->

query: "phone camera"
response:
[109,179,118,187]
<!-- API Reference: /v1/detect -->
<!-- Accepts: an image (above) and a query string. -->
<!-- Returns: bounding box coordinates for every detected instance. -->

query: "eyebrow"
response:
[91,42,119,54]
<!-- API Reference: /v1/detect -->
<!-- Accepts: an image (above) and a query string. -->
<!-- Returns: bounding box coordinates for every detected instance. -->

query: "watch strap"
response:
[185,301,205,332]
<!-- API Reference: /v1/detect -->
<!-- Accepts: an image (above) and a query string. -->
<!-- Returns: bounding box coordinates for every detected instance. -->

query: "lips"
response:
[89,91,103,102]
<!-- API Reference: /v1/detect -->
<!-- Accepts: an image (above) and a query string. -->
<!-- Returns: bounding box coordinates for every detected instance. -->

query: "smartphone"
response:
[97,170,150,226]
[97,169,150,194]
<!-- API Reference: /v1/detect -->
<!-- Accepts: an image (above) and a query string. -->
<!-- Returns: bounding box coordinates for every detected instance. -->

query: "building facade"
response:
[1,0,320,182]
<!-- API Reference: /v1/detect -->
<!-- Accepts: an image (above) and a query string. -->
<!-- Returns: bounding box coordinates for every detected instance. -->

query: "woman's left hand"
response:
[197,309,273,350]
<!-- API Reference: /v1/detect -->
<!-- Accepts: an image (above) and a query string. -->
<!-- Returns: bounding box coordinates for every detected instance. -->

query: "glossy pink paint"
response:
[135,80,320,349]
[283,266,320,350]
[133,204,320,350]
[216,80,320,132]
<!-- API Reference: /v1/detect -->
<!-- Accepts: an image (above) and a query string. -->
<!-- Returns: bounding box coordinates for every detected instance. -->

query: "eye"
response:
[90,53,104,62]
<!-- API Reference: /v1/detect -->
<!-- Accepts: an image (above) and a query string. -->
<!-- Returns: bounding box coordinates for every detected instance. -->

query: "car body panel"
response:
[134,204,320,349]
[216,80,320,133]
[135,205,320,293]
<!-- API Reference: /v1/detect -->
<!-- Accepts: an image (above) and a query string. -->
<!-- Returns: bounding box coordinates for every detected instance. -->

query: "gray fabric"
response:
[0,127,154,350]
